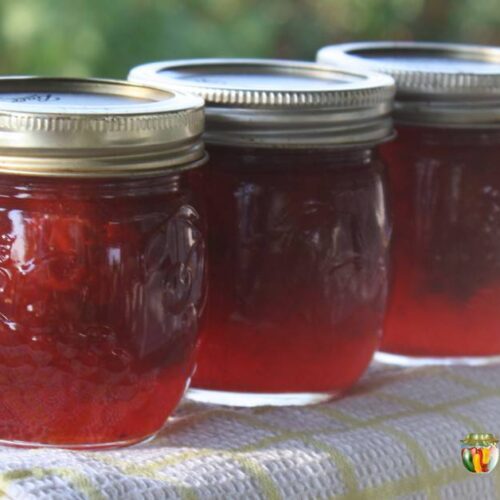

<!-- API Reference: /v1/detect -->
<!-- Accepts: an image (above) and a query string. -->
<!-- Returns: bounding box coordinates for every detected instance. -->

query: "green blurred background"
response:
[0,0,498,79]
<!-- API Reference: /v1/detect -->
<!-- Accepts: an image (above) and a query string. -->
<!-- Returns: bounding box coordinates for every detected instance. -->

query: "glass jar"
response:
[318,42,500,365]
[0,78,207,448]
[129,59,395,405]
[461,434,499,474]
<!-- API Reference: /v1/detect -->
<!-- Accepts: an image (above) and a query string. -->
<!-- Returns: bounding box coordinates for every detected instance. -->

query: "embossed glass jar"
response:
[129,59,394,406]
[318,42,500,365]
[0,78,207,448]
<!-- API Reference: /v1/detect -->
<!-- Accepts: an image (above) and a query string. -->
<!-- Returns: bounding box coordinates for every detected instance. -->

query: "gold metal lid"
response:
[317,42,500,127]
[0,77,206,177]
[128,59,395,148]
[461,434,499,446]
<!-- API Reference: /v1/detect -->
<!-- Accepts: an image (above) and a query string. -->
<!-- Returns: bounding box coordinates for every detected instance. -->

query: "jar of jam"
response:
[129,59,394,405]
[0,78,207,448]
[318,42,500,365]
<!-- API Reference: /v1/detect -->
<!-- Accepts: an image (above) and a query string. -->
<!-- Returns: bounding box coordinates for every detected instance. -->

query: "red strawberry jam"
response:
[0,76,207,447]
[317,41,500,363]
[381,126,500,357]
[128,58,394,404]
[0,172,206,447]
[191,146,390,396]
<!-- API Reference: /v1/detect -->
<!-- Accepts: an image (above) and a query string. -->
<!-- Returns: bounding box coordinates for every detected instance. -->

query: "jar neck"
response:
[395,124,500,147]
[206,144,376,170]
[0,170,190,199]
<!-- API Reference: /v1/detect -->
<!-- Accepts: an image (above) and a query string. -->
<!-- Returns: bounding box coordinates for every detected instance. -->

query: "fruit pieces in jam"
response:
[0,172,206,447]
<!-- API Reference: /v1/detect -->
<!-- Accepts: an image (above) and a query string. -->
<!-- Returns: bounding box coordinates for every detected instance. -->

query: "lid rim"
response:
[317,41,500,125]
[128,58,395,147]
[128,58,395,107]
[0,76,206,176]
[0,145,207,178]
[317,42,500,90]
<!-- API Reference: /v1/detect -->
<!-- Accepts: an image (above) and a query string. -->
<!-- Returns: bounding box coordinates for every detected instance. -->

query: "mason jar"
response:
[129,59,394,406]
[0,78,207,448]
[318,42,500,365]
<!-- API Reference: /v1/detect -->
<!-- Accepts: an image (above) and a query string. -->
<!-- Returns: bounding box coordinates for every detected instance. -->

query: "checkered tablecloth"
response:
[1,362,500,499]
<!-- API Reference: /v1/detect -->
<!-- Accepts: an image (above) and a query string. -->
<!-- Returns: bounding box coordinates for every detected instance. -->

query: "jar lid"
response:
[461,434,499,446]
[128,59,395,148]
[0,77,206,177]
[317,42,500,127]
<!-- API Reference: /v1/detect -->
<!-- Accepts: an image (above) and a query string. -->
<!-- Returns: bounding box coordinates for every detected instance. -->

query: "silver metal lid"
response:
[128,59,395,148]
[317,42,500,127]
[0,77,206,177]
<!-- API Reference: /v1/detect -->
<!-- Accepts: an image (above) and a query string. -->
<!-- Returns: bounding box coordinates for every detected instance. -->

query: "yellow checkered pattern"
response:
[1,363,500,499]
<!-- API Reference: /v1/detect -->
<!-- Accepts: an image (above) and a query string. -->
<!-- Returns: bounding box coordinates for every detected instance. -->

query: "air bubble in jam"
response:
[381,126,500,357]
[192,146,390,395]
[0,171,206,447]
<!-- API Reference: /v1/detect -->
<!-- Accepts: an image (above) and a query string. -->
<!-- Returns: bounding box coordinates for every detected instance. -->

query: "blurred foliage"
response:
[0,0,498,79]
